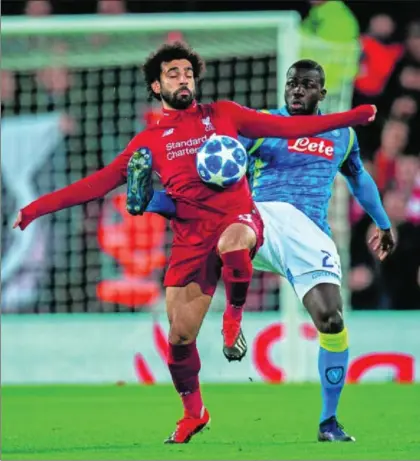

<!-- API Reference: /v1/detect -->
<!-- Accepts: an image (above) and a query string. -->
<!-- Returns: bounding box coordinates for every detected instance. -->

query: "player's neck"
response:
[310,105,319,116]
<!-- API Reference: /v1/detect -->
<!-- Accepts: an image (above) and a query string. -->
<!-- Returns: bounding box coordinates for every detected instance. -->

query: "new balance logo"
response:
[288,137,335,159]
[162,128,174,137]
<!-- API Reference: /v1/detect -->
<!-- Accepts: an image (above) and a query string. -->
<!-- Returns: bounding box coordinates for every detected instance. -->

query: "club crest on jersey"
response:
[201,116,215,132]
[288,137,335,160]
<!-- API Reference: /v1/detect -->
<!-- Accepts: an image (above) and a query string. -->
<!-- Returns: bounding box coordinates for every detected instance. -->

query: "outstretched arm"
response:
[217,100,376,139]
[14,132,152,230]
[15,151,131,230]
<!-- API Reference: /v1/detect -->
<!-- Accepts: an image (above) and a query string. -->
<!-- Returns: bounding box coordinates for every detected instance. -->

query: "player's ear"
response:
[320,88,327,101]
[151,80,161,96]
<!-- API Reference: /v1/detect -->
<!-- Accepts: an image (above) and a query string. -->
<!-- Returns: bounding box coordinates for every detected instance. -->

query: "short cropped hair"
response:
[288,59,325,87]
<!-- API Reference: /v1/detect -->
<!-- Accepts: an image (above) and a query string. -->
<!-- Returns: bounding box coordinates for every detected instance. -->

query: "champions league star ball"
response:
[196,135,248,188]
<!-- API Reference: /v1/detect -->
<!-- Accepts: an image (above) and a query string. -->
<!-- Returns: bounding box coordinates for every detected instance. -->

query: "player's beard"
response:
[161,86,195,110]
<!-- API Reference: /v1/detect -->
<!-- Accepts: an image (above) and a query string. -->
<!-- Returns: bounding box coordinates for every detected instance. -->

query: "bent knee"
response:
[169,322,198,345]
[314,297,344,334]
[317,309,344,334]
[218,224,256,254]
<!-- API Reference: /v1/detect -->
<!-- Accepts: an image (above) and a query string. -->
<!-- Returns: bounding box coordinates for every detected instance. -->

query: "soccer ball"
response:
[196,135,248,188]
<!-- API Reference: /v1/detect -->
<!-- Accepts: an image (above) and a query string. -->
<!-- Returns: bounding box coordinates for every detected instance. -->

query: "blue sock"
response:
[145,190,176,218]
[318,328,349,424]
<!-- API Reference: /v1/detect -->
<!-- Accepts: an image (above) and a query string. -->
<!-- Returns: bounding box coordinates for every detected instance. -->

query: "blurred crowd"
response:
[348,11,420,310]
[2,0,419,310]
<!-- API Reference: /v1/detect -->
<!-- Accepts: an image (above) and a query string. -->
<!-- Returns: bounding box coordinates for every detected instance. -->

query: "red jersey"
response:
[124,101,257,219]
[19,101,375,229]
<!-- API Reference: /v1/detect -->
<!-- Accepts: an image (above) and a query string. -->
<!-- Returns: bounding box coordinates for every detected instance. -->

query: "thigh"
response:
[259,202,342,301]
[166,282,212,344]
[165,221,222,297]
[293,271,341,302]
[217,223,256,253]
[253,202,288,275]
[217,207,264,255]
[280,204,342,279]
[303,283,343,317]
[302,283,344,333]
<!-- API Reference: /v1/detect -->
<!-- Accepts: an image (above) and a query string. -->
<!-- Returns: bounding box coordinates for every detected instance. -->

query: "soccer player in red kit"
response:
[14,42,377,443]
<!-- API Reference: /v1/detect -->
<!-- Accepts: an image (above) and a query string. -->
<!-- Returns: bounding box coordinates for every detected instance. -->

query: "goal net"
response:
[1,12,358,316]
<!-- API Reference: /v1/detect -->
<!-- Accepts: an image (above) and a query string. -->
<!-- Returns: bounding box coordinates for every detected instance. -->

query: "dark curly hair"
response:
[142,41,206,101]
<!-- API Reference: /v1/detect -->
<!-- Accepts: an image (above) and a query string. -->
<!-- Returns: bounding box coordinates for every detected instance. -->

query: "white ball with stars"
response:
[196,135,248,188]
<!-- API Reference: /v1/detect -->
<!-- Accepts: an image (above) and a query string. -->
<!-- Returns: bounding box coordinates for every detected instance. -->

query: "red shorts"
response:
[164,207,264,296]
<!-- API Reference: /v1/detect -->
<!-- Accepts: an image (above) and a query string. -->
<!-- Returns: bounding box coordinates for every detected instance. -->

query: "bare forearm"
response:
[20,164,125,230]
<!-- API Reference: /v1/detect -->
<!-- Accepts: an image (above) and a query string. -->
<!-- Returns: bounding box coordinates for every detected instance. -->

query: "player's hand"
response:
[368,105,377,122]
[12,211,22,229]
[354,104,377,125]
[368,227,396,261]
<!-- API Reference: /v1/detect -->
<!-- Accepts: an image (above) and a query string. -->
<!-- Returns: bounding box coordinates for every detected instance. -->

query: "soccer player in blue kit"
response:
[130,59,395,442]
[238,59,395,442]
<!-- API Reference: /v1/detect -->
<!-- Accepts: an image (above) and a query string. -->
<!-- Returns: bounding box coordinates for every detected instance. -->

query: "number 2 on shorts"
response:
[321,250,334,268]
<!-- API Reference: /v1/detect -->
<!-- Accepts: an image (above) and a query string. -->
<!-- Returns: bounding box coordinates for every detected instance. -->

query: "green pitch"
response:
[2,383,419,460]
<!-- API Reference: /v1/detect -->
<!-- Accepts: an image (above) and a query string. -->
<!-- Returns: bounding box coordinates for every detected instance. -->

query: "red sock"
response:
[220,249,253,308]
[181,392,204,419]
[167,341,203,418]
[225,304,243,321]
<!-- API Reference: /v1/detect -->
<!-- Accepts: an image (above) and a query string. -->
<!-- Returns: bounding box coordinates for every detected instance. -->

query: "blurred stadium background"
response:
[1,1,420,460]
